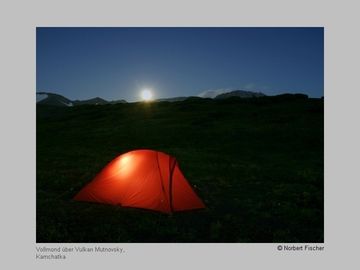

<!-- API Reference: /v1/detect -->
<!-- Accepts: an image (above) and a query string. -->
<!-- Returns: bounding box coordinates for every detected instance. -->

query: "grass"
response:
[36,96,324,243]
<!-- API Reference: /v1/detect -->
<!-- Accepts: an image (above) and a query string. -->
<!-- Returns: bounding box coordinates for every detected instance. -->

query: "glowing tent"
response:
[74,149,205,213]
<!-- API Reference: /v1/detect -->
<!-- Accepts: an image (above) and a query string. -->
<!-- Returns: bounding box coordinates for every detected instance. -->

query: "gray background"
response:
[0,0,359,268]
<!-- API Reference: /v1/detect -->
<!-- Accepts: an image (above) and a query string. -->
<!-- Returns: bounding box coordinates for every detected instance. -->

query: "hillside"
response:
[37,96,324,243]
[73,97,109,105]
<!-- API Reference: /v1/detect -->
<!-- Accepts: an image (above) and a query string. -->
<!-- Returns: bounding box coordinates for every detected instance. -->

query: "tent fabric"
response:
[74,149,205,213]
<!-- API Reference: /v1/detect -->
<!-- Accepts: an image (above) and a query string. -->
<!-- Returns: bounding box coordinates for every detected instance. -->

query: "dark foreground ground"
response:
[37,95,323,243]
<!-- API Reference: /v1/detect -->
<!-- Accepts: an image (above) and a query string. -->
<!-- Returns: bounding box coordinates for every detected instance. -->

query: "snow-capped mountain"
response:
[36,92,126,107]
[198,89,266,99]
[215,90,266,99]
[36,92,74,107]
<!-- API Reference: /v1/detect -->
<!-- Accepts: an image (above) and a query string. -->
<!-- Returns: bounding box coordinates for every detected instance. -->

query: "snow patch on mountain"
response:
[36,93,48,102]
[60,100,73,107]
[197,89,232,98]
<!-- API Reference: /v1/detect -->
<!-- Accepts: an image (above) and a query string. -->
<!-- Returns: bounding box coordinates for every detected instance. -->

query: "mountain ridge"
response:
[36,90,311,107]
[36,92,126,107]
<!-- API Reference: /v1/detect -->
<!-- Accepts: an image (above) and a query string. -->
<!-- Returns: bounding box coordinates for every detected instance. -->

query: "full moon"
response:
[140,89,153,101]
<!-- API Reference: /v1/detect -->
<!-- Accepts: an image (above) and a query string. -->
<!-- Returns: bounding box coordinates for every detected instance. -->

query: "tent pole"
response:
[169,157,176,213]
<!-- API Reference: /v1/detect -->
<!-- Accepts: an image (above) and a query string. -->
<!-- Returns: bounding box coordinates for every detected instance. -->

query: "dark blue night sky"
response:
[36,27,323,101]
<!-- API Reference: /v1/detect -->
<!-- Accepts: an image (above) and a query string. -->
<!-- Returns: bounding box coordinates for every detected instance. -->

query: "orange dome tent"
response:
[74,149,205,213]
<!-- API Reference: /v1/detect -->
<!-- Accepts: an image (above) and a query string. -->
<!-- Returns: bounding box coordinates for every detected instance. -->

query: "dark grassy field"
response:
[36,95,324,243]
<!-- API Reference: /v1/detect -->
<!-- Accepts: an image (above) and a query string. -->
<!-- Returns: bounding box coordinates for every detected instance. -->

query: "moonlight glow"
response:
[140,89,153,101]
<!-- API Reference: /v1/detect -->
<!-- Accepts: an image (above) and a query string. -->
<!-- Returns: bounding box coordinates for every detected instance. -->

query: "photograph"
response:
[36,27,324,243]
